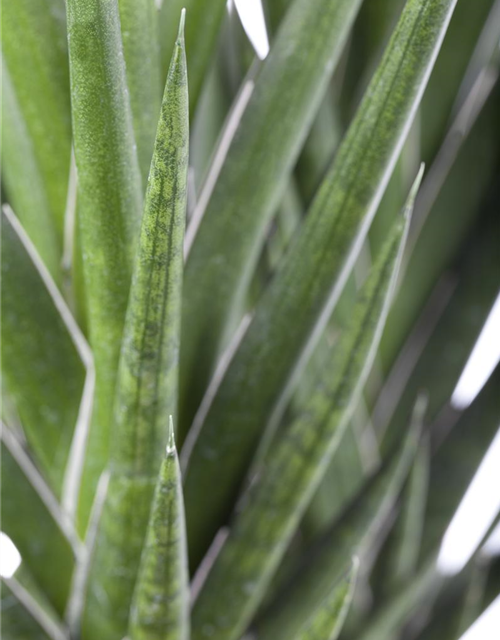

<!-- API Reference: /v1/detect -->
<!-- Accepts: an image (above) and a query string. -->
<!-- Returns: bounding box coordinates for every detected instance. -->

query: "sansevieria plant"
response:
[1,0,500,639]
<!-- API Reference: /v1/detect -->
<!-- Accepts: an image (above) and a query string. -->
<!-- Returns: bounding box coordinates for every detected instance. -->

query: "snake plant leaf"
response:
[159,0,227,117]
[118,0,162,186]
[129,419,189,640]
[182,0,458,565]
[1,207,86,494]
[292,559,358,640]
[82,18,188,638]
[256,412,422,640]
[190,189,416,640]
[0,429,77,615]
[66,0,144,521]
[1,65,61,280]
[180,0,364,434]
[1,0,72,239]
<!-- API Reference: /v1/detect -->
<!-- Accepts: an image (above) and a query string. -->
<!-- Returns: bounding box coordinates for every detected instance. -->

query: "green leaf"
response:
[118,0,162,186]
[256,413,422,640]
[82,17,188,638]
[1,0,72,239]
[1,64,61,280]
[190,190,416,640]
[129,419,189,640]
[159,0,227,117]
[182,0,458,565]
[66,0,144,522]
[0,428,77,615]
[0,207,86,494]
[180,0,365,434]
[292,559,358,640]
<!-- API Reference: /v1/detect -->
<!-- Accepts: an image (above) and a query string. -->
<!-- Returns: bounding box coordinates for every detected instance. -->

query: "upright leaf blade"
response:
[180,0,364,434]
[292,560,358,640]
[256,417,422,640]
[191,193,415,640]
[82,17,188,638]
[66,0,144,521]
[129,420,189,640]
[1,207,86,494]
[118,0,162,186]
[182,0,458,566]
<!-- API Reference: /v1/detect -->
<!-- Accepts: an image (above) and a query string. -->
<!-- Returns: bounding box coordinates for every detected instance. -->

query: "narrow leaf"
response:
[292,559,358,640]
[159,0,227,117]
[182,0,458,565]
[1,207,86,494]
[82,17,188,638]
[118,0,162,186]
[1,0,72,238]
[129,419,189,640]
[191,188,416,640]
[1,64,61,280]
[66,0,144,519]
[256,414,422,640]
[180,0,364,434]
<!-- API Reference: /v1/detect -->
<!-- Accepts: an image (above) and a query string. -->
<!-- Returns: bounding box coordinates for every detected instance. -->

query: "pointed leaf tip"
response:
[167,416,176,456]
[177,9,186,42]
[404,163,425,219]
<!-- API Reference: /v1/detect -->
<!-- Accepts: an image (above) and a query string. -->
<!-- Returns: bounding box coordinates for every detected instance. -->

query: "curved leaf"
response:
[129,420,189,640]
[191,190,416,640]
[82,17,188,638]
[182,0,458,565]
[180,0,364,434]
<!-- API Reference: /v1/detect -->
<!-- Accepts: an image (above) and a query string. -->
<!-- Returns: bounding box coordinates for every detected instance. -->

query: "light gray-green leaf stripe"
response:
[1,64,61,280]
[180,0,364,436]
[118,0,162,186]
[66,0,144,523]
[129,420,189,640]
[1,0,71,239]
[191,200,413,640]
[256,418,422,640]
[183,0,457,566]
[293,560,358,640]
[82,18,188,639]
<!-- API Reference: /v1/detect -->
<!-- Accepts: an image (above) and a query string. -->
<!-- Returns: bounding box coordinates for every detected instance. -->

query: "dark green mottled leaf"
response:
[129,420,189,640]
[182,0,458,566]
[82,17,188,638]
[292,560,358,640]
[66,0,144,524]
[1,207,86,494]
[256,413,422,640]
[180,0,364,434]
[191,191,416,640]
